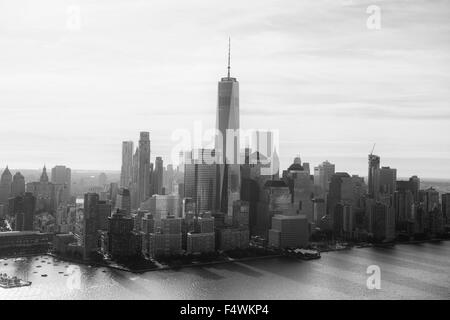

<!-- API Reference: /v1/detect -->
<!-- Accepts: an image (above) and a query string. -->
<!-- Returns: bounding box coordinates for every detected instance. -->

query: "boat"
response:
[285,248,321,260]
[0,273,32,289]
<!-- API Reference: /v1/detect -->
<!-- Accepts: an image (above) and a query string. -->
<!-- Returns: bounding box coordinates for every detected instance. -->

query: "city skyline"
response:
[1,0,449,178]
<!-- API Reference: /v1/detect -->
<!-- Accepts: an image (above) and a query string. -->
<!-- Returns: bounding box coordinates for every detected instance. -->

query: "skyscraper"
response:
[368,154,380,199]
[184,149,217,214]
[0,166,12,205]
[83,192,99,260]
[120,141,134,188]
[153,156,164,195]
[138,131,151,205]
[11,172,25,197]
[379,166,397,195]
[215,39,240,215]
[51,165,71,204]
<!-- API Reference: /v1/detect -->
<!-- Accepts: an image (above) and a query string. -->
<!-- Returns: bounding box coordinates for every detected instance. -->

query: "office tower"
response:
[215,39,241,216]
[82,193,99,260]
[140,194,181,221]
[379,166,397,195]
[51,165,71,204]
[394,182,414,233]
[153,156,164,195]
[420,187,440,213]
[232,200,249,227]
[97,200,111,231]
[327,172,354,232]
[115,188,131,216]
[186,213,216,254]
[351,175,367,209]
[368,154,380,199]
[120,141,134,188]
[138,131,151,204]
[409,175,420,202]
[163,164,175,195]
[442,193,450,225]
[312,198,326,223]
[9,192,36,231]
[283,158,313,221]
[0,166,12,205]
[313,160,335,194]
[130,147,139,209]
[105,209,139,259]
[368,201,396,242]
[11,172,25,197]
[107,182,119,208]
[332,202,354,239]
[184,149,217,214]
[147,216,183,258]
[256,180,294,238]
[268,214,309,249]
[182,197,196,217]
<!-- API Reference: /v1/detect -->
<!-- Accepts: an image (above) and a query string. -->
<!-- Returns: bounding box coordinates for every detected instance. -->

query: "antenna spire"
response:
[227,37,231,78]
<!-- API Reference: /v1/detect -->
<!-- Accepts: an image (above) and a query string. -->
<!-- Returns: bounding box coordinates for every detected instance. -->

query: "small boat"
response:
[0,274,32,289]
[41,274,48,277]
[285,248,321,260]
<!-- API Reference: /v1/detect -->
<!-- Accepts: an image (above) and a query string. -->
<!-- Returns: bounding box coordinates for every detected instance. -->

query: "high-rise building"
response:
[115,188,131,216]
[153,156,164,195]
[106,209,140,259]
[256,180,294,238]
[184,149,217,214]
[0,166,12,205]
[138,132,151,204]
[268,214,309,249]
[82,193,99,260]
[215,40,241,216]
[368,154,380,199]
[283,159,314,221]
[442,193,450,225]
[51,165,71,204]
[11,172,25,197]
[379,166,397,195]
[9,192,36,231]
[120,141,134,188]
[313,160,335,194]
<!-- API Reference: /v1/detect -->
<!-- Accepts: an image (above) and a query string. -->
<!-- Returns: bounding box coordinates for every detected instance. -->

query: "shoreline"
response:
[2,238,449,274]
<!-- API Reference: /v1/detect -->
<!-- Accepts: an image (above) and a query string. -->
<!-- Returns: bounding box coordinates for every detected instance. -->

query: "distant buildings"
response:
[0,166,12,206]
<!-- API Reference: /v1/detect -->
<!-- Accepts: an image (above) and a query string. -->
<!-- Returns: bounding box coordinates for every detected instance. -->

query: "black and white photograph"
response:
[0,0,449,308]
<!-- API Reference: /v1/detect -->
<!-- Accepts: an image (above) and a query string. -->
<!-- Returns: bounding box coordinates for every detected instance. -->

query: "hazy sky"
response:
[0,0,449,178]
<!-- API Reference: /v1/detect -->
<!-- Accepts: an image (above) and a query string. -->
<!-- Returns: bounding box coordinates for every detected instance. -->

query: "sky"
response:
[0,0,449,178]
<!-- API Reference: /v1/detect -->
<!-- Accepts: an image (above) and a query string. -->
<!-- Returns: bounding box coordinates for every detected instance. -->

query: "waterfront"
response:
[0,242,449,300]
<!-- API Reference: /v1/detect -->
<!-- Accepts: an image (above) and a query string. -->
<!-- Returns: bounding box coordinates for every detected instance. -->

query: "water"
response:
[1,242,449,300]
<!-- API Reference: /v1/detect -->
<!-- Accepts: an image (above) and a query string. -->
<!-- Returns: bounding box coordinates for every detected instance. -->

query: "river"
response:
[1,242,449,300]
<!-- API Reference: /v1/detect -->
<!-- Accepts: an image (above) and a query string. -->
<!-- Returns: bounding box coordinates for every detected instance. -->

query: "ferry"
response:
[285,248,321,260]
[0,273,32,289]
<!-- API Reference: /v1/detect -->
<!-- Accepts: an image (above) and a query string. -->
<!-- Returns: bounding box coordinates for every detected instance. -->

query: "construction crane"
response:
[370,143,376,155]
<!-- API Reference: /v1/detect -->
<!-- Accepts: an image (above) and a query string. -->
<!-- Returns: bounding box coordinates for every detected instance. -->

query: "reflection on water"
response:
[0,242,449,300]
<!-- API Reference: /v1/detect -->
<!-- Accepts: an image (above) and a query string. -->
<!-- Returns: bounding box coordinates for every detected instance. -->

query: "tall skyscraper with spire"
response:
[215,38,241,215]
